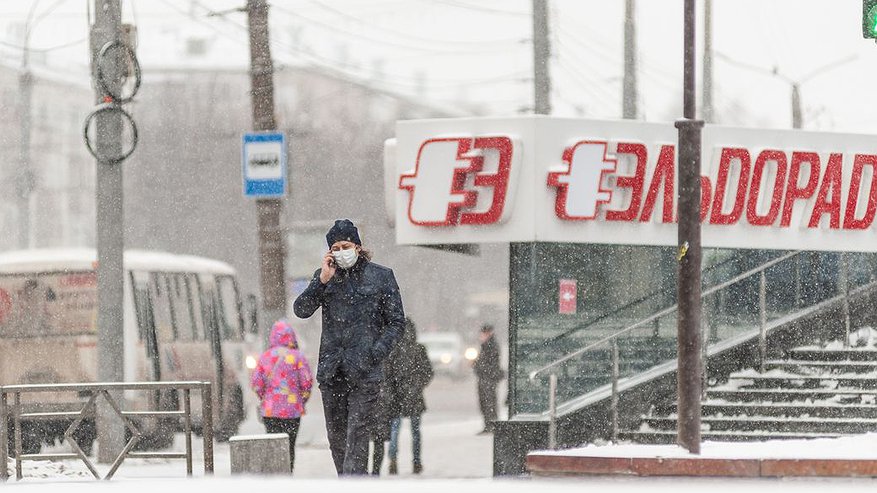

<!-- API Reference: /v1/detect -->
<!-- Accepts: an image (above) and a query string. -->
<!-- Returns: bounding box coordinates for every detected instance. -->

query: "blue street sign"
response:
[242,131,287,197]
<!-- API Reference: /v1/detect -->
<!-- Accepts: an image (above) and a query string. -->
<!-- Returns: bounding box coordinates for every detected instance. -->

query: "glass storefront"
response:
[510,243,877,415]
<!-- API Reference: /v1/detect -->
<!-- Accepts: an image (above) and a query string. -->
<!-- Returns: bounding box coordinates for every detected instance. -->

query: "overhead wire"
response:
[157,0,528,101]
[302,0,528,47]
[268,2,525,53]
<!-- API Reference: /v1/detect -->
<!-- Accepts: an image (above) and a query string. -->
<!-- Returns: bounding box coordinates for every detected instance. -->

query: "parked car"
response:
[419,332,472,378]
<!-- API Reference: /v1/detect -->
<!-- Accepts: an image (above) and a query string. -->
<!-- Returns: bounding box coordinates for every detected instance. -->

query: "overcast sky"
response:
[0,0,875,133]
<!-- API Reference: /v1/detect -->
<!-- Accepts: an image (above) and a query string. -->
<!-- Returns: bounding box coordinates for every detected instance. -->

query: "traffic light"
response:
[865,0,877,38]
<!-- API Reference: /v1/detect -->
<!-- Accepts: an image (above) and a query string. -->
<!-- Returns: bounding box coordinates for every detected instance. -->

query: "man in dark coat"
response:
[293,219,405,475]
[385,318,433,474]
[473,324,503,434]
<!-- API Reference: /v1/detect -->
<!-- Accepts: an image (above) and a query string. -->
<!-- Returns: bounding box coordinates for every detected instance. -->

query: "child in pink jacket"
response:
[251,320,313,473]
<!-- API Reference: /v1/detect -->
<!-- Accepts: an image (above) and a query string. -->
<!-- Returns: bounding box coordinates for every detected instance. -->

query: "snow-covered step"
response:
[788,348,877,361]
[707,387,877,402]
[618,429,849,444]
[642,415,877,434]
[764,359,877,373]
[697,401,877,419]
[727,373,877,389]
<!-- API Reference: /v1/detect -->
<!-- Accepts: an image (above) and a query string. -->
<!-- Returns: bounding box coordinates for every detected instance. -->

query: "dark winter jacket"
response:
[293,258,405,385]
[385,324,434,417]
[474,334,503,383]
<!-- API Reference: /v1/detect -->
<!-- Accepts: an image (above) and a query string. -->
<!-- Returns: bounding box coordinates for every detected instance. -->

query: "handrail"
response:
[529,250,801,381]
[0,381,214,481]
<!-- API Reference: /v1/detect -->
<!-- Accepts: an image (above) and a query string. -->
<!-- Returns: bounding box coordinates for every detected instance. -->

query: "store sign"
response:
[388,117,877,252]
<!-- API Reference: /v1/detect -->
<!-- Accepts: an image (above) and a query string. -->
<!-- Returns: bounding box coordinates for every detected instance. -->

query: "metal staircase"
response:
[624,332,877,443]
[495,250,877,475]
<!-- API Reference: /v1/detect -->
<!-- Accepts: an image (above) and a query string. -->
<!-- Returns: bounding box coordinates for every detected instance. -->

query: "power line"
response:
[303,0,527,46]
[268,2,525,52]
[163,0,526,99]
[0,36,88,53]
[426,0,529,17]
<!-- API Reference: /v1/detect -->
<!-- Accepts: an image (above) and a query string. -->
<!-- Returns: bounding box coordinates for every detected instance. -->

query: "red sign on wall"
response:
[559,279,577,314]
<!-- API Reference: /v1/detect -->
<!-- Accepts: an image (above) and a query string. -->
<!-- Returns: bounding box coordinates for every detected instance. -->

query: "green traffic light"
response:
[870,5,877,36]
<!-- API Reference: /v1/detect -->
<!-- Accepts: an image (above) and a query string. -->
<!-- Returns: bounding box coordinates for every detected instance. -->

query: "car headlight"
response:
[245,355,258,370]
[440,353,453,364]
[464,347,479,361]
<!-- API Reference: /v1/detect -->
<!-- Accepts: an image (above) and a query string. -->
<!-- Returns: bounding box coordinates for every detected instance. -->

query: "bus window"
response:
[170,274,194,341]
[0,272,96,338]
[185,274,205,341]
[217,276,243,341]
[197,275,217,343]
[150,272,175,344]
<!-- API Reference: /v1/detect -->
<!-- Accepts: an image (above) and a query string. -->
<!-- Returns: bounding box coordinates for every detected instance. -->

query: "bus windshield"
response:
[0,272,97,338]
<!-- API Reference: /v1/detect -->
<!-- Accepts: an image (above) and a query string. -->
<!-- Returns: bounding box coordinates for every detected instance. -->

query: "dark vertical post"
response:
[0,391,7,481]
[532,0,551,115]
[16,69,33,248]
[702,0,713,123]
[91,0,126,464]
[675,0,703,454]
[247,0,287,330]
[622,0,637,119]
[791,83,802,129]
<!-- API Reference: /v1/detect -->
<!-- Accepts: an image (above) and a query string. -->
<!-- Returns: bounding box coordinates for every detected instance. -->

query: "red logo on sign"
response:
[399,136,514,226]
[559,279,577,314]
[548,141,617,220]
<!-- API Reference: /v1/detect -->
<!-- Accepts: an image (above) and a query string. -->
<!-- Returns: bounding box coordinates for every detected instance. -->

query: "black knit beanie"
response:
[326,219,361,247]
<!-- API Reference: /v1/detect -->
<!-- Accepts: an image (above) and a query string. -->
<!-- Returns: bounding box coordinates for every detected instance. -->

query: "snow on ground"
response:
[9,376,877,490]
[539,433,877,460]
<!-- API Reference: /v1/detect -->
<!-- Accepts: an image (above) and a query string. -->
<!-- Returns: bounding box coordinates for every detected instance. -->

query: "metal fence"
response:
[1,381,215,481]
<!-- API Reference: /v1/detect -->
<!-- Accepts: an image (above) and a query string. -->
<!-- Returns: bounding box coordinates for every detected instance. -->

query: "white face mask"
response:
[333,248,359,269]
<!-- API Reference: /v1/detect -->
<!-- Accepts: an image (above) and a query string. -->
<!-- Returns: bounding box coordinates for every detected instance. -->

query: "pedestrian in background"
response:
[250,320,313,473]
[473,324,503,434]
[386,318,433,475]
[293,219,406,475]
[369,372,393,475]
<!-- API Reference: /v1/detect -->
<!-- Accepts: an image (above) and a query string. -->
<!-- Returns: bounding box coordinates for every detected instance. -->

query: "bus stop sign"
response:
[242,131,287,198]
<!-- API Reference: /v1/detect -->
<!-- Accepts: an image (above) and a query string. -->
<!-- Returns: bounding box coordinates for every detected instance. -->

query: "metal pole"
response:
[247,0,287,329]
[0,391,7,481]
[841,253,851,349]
[183,389,192,477]
[532,0,552,115]
[610,339,619,441]
[14,392,21,480]
[702,0,713,123]
[792,83,802,129]
[91,0,126,464]
[759,271,767,372]
[201,384,214,474]
[675,0,703,455]
[547,373,557,450]
[16,69,33,248]
[622,0,637,119]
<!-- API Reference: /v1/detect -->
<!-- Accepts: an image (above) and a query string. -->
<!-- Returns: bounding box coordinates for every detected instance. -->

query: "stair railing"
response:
[528,250,802,449]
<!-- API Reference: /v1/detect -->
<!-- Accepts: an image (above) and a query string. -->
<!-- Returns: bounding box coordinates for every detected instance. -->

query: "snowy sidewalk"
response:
[529,434,877,477]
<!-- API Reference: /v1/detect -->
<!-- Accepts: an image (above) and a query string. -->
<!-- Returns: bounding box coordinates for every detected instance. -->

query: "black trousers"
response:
[320,378,380,475]
[477,378,498,428]
[263,417,301,473]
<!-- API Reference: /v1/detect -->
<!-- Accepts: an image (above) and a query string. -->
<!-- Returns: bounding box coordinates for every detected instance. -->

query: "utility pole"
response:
[622,0,637,119]
[675,0,704,454]
[702,0,713,123]
[532,0,551,115]
[791,83,802,129]
[90,0,126,464]
[247,0,287,330]
[17,65,33,248]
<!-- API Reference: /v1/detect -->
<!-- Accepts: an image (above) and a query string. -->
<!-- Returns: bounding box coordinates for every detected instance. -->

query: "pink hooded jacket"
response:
[251,320,314,419]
